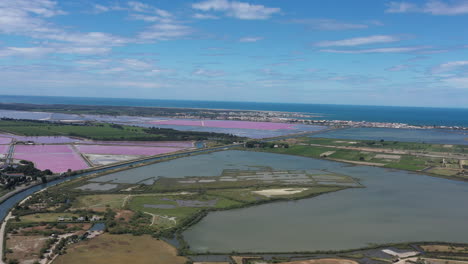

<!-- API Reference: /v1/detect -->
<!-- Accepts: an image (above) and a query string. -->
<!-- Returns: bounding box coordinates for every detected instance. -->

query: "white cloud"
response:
[129,13,173,23]
[0,0,130,57]
[289,19,371,30]
[192,0,280,20]
[386,2,419,13]
[239,36,263,42]
[321,46,429,54]
[0,45,110,57]
[138,23,192,41]
[386,64,411,71]
[432,61,468,73]
[192,68,225,77]
[193,13,220,19]
[444,77,468,88]
[386,0,468,15]
[93,4,110,13]
[127,1,172,17]
[315,35,401,47]
[43,31,128,46]
[0,0,64,35]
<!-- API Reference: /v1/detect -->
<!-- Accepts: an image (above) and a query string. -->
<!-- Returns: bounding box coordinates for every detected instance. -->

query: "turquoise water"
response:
[1,95,468,126]
[312,127,468,145]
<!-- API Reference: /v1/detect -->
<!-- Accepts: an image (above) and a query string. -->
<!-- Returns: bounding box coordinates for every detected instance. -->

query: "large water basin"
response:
[179,151,468,252]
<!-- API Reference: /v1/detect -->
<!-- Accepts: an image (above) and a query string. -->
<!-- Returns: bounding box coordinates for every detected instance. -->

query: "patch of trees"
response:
[1,161,53,190]
[144,127,242,142]
[244,141,289,148]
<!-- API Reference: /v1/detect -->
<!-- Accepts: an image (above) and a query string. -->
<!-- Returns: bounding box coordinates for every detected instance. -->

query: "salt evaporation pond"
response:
[0,133,81,144]
[0,109,326,139]
[13,145,88,173]
[312,127,468,145]
[137,150,468,253]
[75,145,183,156]
[0,145,8,158]
[0,137,12,144]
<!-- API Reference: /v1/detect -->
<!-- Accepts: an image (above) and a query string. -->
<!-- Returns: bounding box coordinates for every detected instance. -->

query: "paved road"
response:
[5,144,14,165]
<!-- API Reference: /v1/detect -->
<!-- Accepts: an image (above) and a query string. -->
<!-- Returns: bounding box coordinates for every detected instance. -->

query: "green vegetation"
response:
[0,102,243,118]
[306,137,468,154]
[20,213,79,223]
[128,193,242,221]
[253,137,468,181]
[0,118,243,141]
[0,160,53,191]
[73,194,128,210]
[9,166,352,249]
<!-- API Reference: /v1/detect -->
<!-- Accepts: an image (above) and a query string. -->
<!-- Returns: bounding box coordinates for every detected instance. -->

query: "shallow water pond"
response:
[179,151,468,252]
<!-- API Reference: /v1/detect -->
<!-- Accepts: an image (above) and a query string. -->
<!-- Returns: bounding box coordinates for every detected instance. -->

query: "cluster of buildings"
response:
[290,119,468,130]
[169,110,314,123]
[57,215,102,222]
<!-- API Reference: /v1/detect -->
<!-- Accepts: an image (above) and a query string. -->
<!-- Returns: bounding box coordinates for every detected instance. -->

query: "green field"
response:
[73,194,128,210]
[128,193,242,222]
[0,119,242,141]
[20,213,79,223]
[306,137,468,154]
[255,137,468,179]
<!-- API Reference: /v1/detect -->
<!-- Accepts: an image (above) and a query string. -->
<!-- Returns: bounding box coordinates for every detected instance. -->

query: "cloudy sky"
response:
[1,0,468,107]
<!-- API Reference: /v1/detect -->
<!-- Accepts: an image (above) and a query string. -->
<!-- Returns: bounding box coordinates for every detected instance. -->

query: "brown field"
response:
[115,210,134,222]
[422,244,468,253]
[18,223,91,234]
[194,262,230,264]
[279,258,359,264]
[232,256,263,264]
[53,234,187,264]
[423,258,468,264]
[6,235,48,264]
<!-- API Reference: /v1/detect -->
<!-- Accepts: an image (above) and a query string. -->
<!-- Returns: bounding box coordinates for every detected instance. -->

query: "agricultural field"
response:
[276,259,359,264]
[306,137,468,154]
[73,194,128,210]
[0,119,242,141]
[5,235,48,263]
[50,234,188,264]
[255,137,468,180]
[20,212,79,223]
[421,244,468,253]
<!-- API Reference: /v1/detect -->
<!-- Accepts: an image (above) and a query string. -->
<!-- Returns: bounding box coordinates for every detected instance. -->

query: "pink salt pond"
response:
[13,145,88,173]
[14,144,74,154]
[0,145,9,156]
[0,137,12,144]
[75,145,183,156]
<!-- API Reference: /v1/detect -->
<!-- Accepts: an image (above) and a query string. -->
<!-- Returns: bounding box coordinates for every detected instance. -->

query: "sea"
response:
[0,95,467,127]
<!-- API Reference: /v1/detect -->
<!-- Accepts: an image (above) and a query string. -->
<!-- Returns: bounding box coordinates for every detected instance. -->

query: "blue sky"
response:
[0,0,468,107]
